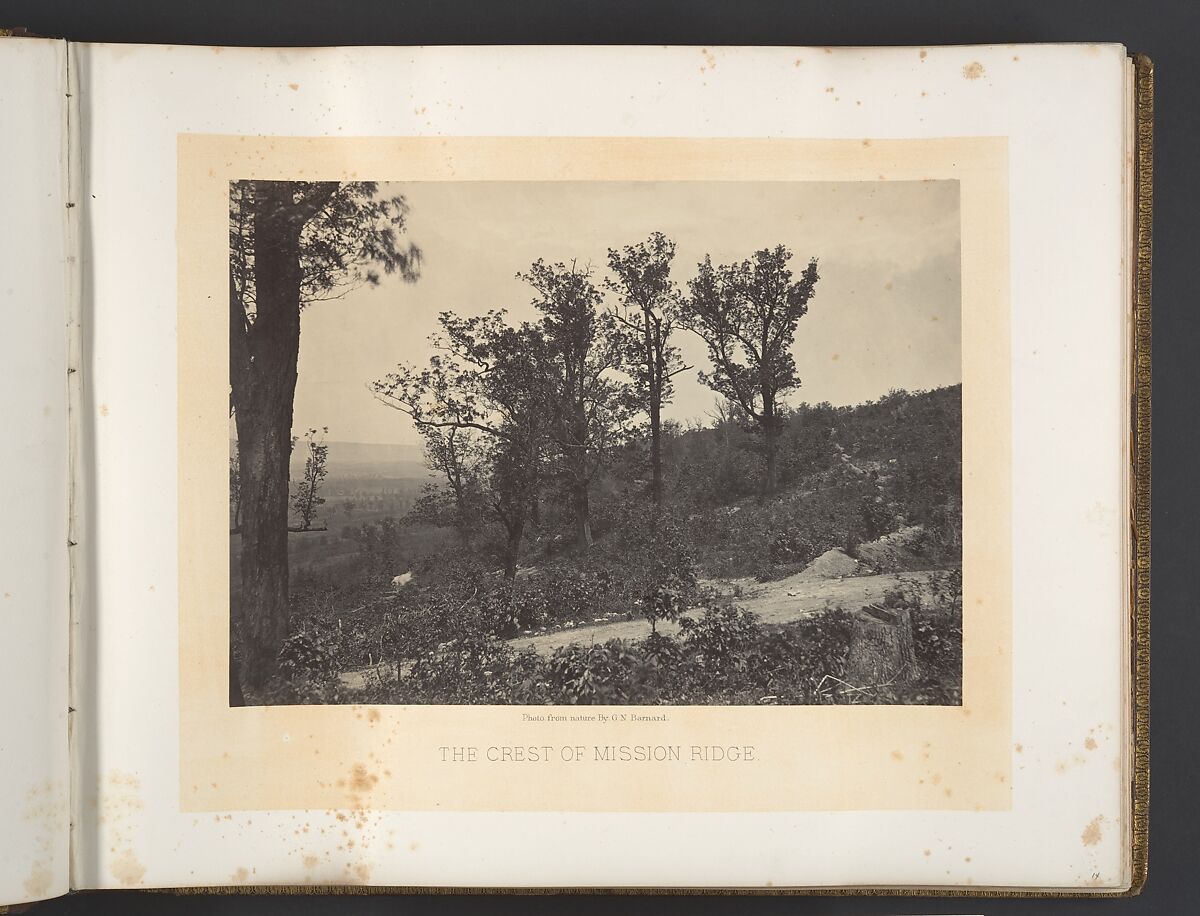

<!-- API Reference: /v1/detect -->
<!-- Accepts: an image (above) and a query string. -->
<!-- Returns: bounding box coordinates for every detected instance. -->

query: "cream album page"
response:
[71,42,1131,891]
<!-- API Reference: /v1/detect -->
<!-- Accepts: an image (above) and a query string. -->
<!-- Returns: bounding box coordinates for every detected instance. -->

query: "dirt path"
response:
[337,568,938,690]
[506,568,937,653]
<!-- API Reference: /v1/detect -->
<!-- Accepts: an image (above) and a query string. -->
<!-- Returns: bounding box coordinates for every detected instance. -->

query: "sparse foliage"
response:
[290,427,329,531]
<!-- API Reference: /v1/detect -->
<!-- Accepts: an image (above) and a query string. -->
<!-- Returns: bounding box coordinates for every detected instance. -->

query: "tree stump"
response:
[845,605,919,687]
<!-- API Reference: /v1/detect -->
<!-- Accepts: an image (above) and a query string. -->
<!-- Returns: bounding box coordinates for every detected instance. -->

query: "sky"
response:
[288,179,961,446]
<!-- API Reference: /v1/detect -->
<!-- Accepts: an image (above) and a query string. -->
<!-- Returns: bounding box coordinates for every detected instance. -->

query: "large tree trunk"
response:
[572,481,594,550]
[236,412,293,686]
[845,606,919,687]
[763,420,779,496]
[230,182,306,689]
[502,515,525,580]
[450,487,472,548]
[649,392,663,506]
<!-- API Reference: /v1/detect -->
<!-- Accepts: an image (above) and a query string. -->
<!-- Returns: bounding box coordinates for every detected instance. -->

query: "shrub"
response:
[277,626,339,680]
[545,641,638,704]
[538,565,611,623]
[769,530,816,567]
[639,583,687,634]
[404,636,548,705]
[678,603,762,675]
[257,671,347,706]
[370,597,959,707]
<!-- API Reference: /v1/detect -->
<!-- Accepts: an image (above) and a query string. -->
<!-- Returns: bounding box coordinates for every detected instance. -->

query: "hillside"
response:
[242,384,964,708]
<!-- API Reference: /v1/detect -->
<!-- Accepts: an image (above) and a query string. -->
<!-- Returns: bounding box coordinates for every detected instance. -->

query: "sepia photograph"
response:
[228,178,964,708]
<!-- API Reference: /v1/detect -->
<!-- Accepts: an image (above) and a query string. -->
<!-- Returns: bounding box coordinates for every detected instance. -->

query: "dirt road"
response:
[506,568,937,653]
[337,568,939,690]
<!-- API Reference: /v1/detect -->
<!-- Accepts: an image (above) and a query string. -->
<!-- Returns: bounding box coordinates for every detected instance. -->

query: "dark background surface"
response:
[2,1,1195,913]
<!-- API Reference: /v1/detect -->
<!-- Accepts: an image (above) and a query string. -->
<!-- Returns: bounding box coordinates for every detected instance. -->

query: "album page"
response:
[72,42,1133,892]
[0,37,73,906]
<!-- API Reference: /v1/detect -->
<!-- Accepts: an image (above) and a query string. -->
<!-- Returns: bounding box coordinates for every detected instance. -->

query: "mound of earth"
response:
[853,525,928,572]
[799,548,861,580]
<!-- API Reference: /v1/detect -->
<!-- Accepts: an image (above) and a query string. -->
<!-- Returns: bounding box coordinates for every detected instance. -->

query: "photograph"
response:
[227,178,965,708]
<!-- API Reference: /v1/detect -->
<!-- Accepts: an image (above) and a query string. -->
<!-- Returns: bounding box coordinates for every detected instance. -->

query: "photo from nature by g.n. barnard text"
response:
[228,179,963,708]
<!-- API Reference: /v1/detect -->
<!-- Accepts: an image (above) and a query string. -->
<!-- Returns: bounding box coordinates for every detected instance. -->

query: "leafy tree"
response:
[519,259,636,548]
[605,232,690,506]
[680,245,820,495]
[419,426,486,545]
[373,313,549,577]
[290,427,329,531]
[485,432,544,577]
[229,180,420,686]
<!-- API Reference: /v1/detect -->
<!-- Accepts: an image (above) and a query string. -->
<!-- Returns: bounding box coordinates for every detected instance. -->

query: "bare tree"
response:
[705,396,751,450]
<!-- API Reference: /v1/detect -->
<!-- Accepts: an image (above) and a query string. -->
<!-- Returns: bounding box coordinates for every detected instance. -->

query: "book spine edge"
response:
[1127,50,1153,899]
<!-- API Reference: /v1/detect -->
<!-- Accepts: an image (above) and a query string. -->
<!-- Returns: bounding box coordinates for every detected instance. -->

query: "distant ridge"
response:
[301,441,430,479]
[231,439,432,480]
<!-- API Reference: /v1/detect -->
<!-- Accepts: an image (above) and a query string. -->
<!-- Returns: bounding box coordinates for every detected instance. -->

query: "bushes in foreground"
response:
[337,599,961,707]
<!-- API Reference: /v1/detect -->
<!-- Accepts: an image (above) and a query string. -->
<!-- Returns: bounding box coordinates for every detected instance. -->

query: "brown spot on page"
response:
[962,62,985,80]
[24,862,54,898]
[110,849,146,886]
[348,763,379,794]
[1081,816,1104,846]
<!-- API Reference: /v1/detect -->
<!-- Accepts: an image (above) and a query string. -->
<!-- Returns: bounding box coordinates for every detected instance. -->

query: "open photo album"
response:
[0,37,1150,903]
